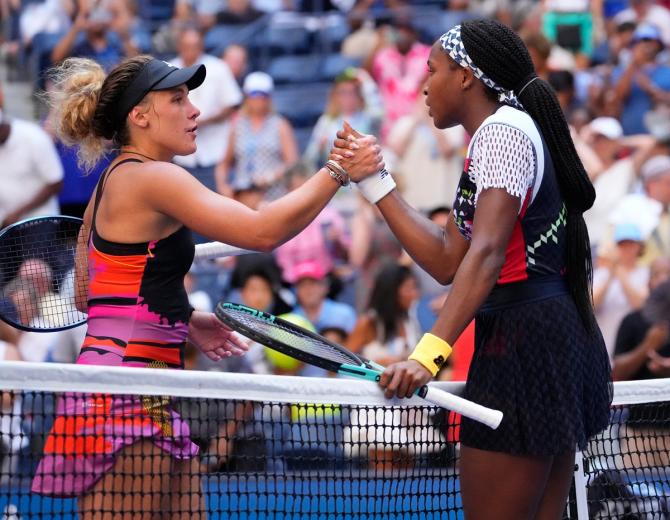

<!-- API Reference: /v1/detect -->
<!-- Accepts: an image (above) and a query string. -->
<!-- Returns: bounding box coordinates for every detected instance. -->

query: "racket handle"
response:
[193,242,256,261]
[418,385,503,430]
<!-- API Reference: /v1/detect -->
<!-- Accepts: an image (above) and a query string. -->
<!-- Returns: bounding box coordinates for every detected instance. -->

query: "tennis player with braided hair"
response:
[335,19,612,519]
[30,55,383,519]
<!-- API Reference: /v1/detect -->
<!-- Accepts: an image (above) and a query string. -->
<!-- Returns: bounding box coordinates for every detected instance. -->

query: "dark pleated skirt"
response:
[460,279,613,456]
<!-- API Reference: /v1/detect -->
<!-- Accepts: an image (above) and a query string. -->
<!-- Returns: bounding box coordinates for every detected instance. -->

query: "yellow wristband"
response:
[408,333,453,376]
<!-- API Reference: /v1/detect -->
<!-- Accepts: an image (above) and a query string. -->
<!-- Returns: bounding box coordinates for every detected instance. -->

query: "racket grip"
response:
[418,385,503,430]
[193,242,255,261]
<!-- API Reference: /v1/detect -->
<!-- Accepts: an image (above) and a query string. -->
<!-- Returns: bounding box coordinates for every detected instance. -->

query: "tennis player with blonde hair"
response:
[30,55,383,519]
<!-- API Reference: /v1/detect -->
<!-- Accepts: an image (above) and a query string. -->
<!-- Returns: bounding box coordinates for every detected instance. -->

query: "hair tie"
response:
[516,75,539,97]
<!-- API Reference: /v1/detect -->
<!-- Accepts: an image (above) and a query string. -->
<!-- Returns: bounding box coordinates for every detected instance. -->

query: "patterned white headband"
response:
[440,25,523,110]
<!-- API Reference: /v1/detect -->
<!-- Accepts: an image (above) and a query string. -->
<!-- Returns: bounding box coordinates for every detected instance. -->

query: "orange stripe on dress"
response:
[124,343,182,365]
[82,336,125,350]
[88,248,148,299]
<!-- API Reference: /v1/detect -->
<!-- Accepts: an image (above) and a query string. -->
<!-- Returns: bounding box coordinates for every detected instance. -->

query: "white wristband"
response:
[356,169,396,204]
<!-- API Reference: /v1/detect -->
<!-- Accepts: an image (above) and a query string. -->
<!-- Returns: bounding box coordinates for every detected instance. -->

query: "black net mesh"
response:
[0,388,457,518]
[575,401,670,519]
[1,366,668,519]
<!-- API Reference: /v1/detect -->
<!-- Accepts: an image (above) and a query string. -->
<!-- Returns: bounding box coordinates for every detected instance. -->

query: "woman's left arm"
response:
[379,188,520,398]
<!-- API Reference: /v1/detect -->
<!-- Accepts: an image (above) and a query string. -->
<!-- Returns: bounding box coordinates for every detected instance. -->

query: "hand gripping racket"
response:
[0,216,256,332]
[215,302,503,429]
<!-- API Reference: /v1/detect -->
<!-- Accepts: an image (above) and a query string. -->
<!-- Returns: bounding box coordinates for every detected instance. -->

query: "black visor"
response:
[116,58,206,126]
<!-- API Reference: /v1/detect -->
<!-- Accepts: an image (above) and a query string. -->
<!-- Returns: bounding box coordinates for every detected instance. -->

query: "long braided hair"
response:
[460,19,597,330]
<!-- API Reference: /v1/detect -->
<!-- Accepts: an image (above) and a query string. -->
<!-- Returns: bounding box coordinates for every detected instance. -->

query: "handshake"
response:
[327,121,396,204]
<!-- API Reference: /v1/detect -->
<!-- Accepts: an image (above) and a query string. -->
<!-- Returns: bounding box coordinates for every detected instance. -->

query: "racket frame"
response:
[215,302,504,429]
[0,216,85,332]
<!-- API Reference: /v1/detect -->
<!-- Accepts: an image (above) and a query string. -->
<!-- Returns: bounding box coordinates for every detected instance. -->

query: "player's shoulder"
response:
[129,160,193,186]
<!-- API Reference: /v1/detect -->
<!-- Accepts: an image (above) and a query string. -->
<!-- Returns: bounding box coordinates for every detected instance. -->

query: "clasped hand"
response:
[328,121,385,182]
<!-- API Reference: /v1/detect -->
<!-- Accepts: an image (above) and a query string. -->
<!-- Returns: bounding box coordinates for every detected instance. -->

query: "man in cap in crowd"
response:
[611,23,670,135]
[582,117,655,251]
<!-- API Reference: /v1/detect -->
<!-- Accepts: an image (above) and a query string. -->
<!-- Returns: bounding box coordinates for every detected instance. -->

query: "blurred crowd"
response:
[1,0,670,474]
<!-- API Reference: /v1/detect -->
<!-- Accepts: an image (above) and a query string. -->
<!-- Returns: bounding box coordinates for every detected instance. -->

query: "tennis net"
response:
[0,361,668,519]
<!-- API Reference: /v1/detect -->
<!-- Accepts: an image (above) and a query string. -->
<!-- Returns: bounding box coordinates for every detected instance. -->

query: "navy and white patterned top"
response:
[452,105,567,284]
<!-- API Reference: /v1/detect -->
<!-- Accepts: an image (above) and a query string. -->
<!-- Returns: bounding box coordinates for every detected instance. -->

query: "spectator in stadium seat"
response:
[387,91,466,213]
[303,67,382,170]
[613,256,670,381]
[340,6,378,62]
[612,260,670,469]
[291,260,357,335]
[614,0,670,46]
[173,0,227,32]
[106,0,152,55]
[50,1,133,70]
[0,83,63,228]
[580,117,656,252]
[346,262,421,366]
[215,71,298,200]
[522,31,552,82]
[640,155,670,262]
[170,27,242,197]
[349,194,405,310]
[275,162,351,292]
[610,23,670,135]
[215,0,263,25]
[369,16,430,141]
[222,43,249,86]
[594,222,650,359]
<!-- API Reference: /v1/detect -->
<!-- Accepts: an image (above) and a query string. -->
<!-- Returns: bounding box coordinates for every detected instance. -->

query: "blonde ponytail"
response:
[46,58,107,171]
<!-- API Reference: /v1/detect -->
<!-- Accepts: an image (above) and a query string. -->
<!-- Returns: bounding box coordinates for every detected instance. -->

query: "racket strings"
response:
[223,308,359,366]
[0,219,86,330]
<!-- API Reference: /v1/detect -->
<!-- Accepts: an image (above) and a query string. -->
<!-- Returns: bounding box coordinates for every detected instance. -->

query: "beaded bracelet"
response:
[325,160,350,187]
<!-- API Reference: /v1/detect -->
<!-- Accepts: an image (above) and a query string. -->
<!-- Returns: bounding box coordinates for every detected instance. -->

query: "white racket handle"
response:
[419,385,503,430]
[193,241,256,261]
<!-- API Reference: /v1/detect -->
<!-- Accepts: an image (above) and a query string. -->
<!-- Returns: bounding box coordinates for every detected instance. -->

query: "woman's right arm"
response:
[146,147,383,252]
[375,192,469,285]
[334,125,469,284]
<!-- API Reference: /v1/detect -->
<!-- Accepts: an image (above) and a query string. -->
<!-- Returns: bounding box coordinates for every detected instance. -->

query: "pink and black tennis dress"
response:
[453,105,612,455]
[32,159,199,496]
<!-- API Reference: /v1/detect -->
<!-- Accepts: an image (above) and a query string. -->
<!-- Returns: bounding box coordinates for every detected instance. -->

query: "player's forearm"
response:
[429,243,505,345]
[376,191,457,284]
[256,167,340,249]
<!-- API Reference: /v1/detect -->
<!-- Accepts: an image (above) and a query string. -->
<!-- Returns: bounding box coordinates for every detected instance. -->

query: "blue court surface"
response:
[0,475,463,519]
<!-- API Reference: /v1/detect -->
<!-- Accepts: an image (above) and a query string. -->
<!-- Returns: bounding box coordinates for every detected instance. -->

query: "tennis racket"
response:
[215,302,503,429]
[0,216,256,332]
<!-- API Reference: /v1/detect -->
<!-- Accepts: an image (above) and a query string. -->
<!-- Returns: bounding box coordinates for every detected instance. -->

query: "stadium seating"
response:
[267,55,322,84]
[273,82,331,128]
